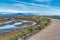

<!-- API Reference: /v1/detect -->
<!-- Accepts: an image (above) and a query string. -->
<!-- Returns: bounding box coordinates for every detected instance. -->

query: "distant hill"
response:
[0,12,37,17]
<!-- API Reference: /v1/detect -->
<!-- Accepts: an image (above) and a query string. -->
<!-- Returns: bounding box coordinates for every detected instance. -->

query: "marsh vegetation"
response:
[0,16,51,40]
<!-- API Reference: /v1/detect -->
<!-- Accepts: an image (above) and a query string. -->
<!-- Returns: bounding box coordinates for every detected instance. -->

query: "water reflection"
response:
[0,20,36,29]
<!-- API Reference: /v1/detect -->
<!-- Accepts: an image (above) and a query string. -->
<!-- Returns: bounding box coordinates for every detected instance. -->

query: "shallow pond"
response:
[0,20,36,30]
[0,20,36,33]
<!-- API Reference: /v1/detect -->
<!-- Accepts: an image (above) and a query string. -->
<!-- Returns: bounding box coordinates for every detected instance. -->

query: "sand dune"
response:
[28,19,60,40]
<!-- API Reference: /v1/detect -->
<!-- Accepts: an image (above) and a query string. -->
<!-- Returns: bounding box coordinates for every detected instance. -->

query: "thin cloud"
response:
[0,0,60,15]
[12,0,60,15]
[34,0,52,2]
[12,0,60,11]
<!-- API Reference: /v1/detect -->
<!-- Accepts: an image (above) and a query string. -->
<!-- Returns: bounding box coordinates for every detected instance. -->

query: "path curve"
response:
[28,19,60,40]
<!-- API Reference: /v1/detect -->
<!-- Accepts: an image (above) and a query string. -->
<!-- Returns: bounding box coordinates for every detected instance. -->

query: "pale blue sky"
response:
[0,0,60,15]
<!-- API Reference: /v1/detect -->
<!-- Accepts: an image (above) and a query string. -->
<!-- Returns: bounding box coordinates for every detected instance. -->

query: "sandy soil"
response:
[28,19,60,40]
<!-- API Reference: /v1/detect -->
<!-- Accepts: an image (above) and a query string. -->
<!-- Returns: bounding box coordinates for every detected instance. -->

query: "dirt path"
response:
[28,19,60,40]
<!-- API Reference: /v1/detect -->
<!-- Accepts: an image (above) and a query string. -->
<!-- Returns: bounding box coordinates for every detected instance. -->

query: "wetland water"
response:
[0,20,36,35]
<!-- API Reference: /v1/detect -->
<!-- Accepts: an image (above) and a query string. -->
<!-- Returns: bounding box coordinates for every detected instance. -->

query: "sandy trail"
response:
[28,19,60,40]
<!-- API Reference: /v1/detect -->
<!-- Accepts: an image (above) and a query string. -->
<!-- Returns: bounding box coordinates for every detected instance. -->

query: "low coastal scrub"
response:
[0,16,51,40]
